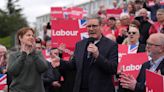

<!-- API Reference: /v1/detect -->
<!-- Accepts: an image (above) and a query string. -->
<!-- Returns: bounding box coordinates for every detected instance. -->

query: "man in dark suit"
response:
[52,17,118,92]
[118,33,164,92]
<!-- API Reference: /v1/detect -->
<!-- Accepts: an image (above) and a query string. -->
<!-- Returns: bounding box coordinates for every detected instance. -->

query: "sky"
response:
[0,0,90,25]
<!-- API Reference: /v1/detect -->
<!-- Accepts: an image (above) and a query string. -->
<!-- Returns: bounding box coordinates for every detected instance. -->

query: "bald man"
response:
[118,33,164,92]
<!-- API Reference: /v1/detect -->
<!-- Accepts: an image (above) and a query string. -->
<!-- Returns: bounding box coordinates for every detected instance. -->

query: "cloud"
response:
[1,0,90,24]
[18,0,75,23]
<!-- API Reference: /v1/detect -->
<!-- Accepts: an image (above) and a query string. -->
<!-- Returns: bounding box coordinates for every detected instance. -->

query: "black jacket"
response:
[60,36,118,92]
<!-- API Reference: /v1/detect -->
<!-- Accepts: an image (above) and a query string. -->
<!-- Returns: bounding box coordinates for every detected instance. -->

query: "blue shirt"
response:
[149,56,164,72]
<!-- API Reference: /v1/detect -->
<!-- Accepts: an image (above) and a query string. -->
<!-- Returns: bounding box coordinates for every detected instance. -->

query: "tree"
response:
[0,0,28,48]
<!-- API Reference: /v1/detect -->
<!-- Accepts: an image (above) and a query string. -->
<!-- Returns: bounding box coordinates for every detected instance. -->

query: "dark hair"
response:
[16,27,35,45]
[36,38,42,43]
[108,17,116,21]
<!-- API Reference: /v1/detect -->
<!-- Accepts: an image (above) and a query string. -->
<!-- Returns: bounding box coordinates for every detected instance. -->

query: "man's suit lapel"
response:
[78,40,88,69]
[156,59,164,73]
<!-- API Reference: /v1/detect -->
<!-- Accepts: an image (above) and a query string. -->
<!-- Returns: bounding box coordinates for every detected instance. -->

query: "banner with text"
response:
[106,9,123,18]
[118,52,148,79]
[51,7,64,19]
[51,19,88,60]
[51,7,87,19]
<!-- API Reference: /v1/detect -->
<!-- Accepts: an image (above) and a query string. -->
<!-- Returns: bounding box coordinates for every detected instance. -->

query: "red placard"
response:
[160,1,164,5]
[118,53,148,79]
[51,7,64,19]
[106,9,123,18]
[51,19,87,60]
[69,7,83,19]
[118,44,128,62]
[51,7,88,19]
[146,70,164,92]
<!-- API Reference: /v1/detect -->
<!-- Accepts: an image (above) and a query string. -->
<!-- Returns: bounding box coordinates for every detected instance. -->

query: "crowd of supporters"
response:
[0,0,163,92]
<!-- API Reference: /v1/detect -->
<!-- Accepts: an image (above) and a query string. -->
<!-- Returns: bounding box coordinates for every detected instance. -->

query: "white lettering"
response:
[52,11,62,14]
[52,29,78,36]
[122,64,142,71]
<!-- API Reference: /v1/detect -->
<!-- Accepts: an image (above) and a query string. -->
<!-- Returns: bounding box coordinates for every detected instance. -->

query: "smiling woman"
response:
[7,27,48,92]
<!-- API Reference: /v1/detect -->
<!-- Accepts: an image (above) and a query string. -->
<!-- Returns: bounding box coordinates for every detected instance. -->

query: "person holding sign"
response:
[118,33,164,92]
[52,16,118,92]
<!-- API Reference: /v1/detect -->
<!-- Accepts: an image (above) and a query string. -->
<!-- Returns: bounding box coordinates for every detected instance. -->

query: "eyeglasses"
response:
[87,25,99,28]
[146,42,162,47]
[128,32,137,35]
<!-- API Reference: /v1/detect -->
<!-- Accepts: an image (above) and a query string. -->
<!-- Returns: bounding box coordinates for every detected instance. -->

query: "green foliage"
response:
[0,13,28,37]
[0,36,12,48]
[0,0,28,47]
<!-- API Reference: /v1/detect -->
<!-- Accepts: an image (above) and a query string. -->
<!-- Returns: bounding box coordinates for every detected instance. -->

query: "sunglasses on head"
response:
[128,32,137,35]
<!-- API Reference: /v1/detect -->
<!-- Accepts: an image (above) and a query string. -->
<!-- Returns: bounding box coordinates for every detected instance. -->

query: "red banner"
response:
[160,1,164,5]
[51,7,64,19]
[51,7,87,19]
[118,53,148,79]
[51,19,88,59]
[106,9,122,18]
[146,70,164,92]
[118,44,128,62]
[69,7,83,19]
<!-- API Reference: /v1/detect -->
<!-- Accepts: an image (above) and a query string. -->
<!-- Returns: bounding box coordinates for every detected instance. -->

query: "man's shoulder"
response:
[76,38,88,44]
[142,61,151,67]
[101,36,117,45]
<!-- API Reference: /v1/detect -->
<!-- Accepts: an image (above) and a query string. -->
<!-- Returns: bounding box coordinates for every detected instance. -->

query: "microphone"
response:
[87,37,96,58]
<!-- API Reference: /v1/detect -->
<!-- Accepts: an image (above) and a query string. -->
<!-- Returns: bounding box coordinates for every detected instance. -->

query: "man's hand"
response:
[52,81,61,88]
[58,43,66,52]
[87,43,99,58]
[119,73,137,91]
